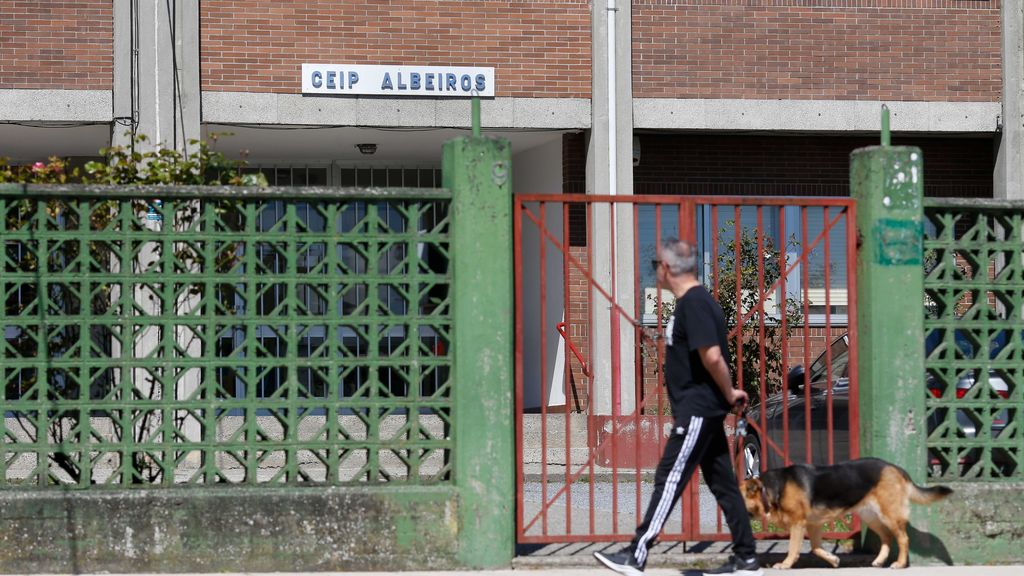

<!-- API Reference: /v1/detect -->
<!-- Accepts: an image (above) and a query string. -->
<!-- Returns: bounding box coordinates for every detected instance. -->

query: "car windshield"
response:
[808,336,849,383]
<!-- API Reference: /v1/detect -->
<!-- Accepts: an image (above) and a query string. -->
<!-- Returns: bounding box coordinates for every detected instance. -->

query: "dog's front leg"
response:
[807,524,840,568]
[773,524,805,569]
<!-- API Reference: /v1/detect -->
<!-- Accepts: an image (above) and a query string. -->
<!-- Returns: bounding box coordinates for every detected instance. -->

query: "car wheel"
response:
[743,435,762,479]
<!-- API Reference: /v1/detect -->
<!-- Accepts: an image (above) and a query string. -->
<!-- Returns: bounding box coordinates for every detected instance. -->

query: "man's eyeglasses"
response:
[651,259,662,272]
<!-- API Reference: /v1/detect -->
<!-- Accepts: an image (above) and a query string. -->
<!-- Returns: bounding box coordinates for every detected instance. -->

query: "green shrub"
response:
[0,133,268,187]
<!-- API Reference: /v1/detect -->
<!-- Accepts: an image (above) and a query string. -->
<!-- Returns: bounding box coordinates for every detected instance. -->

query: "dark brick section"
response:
[563,133,992,259]
[632,134,994,198]
[563,132,588,246]
[0,0,113,89]
[633,1,1001,102]
[562,132,587,194]
[200,0,591,97]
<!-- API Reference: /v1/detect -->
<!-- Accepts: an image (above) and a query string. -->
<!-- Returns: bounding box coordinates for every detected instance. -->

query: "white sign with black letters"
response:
[301,64,494,97]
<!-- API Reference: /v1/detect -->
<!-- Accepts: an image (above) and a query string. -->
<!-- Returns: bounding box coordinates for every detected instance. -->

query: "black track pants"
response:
[628,414,756,566]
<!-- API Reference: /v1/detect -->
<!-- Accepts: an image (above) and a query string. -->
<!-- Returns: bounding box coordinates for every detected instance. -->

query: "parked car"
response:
[739,332,1012,478]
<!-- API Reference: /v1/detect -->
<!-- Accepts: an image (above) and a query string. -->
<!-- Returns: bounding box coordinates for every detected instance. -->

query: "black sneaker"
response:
[593,548,645,576]
[702,555,763,576]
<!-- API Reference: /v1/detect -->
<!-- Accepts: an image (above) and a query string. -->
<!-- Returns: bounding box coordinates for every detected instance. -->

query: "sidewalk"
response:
[507,559,1024,575]
[307,565,1019,569]
[506,540,1023,575]
[52,568,1020,576]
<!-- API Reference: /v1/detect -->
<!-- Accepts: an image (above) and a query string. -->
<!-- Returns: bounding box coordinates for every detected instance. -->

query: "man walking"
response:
[593,237,762,576]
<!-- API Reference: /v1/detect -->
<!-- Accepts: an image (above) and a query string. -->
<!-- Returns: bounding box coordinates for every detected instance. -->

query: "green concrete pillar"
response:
[850,114,926,475]
[443,133,514,568]
[852,112,943,563]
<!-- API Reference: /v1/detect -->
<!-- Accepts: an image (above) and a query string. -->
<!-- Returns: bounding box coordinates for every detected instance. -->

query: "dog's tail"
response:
[909,483,953,505]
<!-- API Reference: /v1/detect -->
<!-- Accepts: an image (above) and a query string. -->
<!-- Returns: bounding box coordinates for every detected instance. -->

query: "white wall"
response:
[513,137,568,410]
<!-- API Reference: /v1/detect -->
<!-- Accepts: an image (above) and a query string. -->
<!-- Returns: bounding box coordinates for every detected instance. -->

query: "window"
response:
[639,203,849,326]
[808,335,850,383]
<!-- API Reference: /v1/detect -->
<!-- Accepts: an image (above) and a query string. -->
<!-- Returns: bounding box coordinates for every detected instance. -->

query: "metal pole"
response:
[472,96,481,138]
[880,104,891,147]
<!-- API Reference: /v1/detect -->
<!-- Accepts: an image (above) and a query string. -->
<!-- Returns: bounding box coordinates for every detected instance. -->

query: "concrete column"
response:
[851,139,926,476]
[113,0,200,152]
[112,1,204,469]
[996,0,1024,199]
[589,0,638,417]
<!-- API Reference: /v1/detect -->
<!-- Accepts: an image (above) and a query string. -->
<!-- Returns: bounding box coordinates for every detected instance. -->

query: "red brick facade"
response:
[3,1,999,104]
[200,0,592,97]
[633,1,1001,101]
[0,1,112,90]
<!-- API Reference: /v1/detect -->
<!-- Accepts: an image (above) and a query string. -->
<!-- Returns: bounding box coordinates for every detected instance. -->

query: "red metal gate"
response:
[514,194,858,543]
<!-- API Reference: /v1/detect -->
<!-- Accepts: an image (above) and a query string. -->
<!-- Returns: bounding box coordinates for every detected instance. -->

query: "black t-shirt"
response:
[663,285,733,418]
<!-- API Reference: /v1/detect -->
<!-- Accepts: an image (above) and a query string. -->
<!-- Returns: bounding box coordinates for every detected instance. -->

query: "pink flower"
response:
[32,161,45,171]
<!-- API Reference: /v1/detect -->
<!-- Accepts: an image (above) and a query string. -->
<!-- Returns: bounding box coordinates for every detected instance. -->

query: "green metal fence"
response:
[923,198,1022,481]
[2,185,453,488]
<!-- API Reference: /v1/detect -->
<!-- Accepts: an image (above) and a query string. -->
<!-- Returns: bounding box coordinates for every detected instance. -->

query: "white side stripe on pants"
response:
[634,416,703,567]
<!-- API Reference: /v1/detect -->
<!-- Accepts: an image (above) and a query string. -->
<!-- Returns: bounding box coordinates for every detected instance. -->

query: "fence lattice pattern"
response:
[923,199,1022,481]
[1,186,452,488]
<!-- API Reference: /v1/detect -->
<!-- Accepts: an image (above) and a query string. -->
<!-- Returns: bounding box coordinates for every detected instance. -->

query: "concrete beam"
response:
[995,0,1024,199]
[201,92,590,129]
[635,99,1001,134]
[0,89,111,122]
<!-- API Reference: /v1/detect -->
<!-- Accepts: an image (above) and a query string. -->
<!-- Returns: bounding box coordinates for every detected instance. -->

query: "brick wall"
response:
[564,246,592,411]
[0,1,112,90]
[785,326,849,372]
[632,0,1001,101]
[200,0,591,97]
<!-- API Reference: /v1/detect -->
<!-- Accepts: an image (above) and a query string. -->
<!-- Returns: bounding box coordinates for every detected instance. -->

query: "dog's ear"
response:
[742,477,762,498]
[740,477,765,516]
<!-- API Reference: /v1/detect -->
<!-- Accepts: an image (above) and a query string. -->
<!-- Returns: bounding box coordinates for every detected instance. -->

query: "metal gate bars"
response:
[514,194,858,543]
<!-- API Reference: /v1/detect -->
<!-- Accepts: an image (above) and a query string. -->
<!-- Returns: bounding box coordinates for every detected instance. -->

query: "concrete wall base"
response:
[908,481,1024,565]
[855,481,1024,566]
[0,486,459,573]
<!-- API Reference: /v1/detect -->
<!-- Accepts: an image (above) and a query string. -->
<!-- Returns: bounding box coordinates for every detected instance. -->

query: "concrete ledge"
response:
[913,481,1024,565]
[635,98,1001,134]
[202,92,590,129]
[0,486,459,572]
[0,89,112,122]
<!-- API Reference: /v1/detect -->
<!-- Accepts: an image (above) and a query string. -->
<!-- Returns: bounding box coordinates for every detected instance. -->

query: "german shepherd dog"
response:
[740,457,952,569]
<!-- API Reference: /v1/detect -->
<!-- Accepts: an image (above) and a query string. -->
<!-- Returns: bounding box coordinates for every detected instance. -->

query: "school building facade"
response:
[0,1,1015,196]
[0,1,1018,411]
